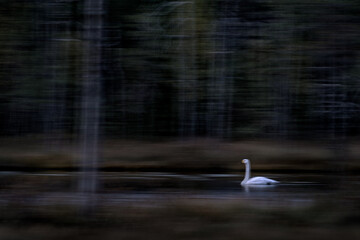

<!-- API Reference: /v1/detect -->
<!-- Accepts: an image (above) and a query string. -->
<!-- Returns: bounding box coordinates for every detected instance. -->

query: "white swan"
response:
[241,159,279,186]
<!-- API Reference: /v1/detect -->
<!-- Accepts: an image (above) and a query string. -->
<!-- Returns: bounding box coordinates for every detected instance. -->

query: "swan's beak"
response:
[242,159,245,163]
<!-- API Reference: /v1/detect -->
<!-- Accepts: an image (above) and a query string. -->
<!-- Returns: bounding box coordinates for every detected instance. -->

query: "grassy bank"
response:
[0,136,359,172]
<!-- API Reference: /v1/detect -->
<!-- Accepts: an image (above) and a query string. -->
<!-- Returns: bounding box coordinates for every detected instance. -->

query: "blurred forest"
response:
[0,0,360,171]
[1,0,359,139]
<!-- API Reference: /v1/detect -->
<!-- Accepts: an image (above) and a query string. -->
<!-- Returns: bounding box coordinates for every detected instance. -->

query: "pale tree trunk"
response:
[79,0,103,208]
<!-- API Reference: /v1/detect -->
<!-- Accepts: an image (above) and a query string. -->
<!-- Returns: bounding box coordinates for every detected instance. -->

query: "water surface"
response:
[1,171,357,209]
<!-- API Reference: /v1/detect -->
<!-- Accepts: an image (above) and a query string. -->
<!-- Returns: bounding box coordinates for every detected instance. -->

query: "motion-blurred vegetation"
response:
[0,0,359,140]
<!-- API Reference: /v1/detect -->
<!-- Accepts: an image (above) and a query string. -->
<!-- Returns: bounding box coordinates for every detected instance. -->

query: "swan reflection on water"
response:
[242,183,278,193]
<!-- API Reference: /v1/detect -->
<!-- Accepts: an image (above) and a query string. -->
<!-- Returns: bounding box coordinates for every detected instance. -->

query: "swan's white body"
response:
[241,159,279,186]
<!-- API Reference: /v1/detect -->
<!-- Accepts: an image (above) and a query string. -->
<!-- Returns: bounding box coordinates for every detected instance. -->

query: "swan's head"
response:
[242,159,249,164]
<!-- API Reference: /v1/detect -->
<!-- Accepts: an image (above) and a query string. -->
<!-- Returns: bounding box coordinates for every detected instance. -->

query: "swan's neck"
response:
[242,162,251,184]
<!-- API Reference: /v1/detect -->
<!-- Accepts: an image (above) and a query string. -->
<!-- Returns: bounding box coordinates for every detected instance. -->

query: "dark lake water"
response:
[1,171,359,240]
[1,171,358,209]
